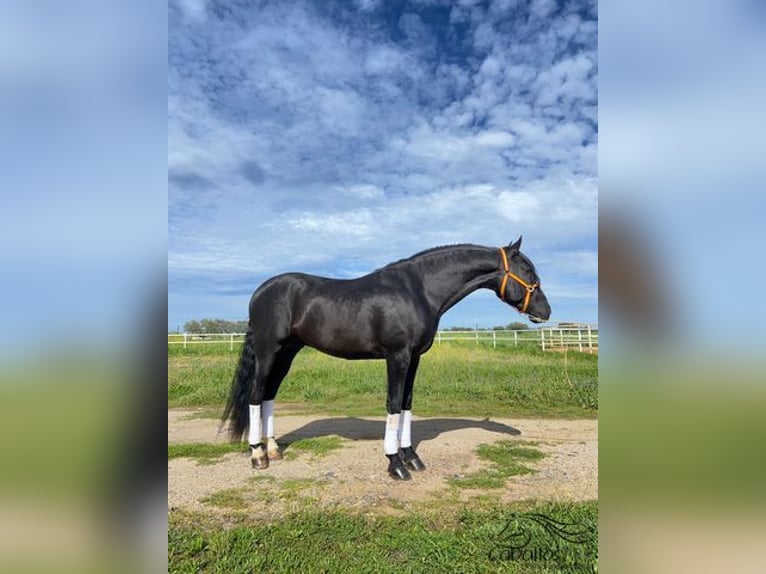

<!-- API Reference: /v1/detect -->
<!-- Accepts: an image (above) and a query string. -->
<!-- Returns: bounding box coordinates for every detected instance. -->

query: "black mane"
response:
[379,244,485,270]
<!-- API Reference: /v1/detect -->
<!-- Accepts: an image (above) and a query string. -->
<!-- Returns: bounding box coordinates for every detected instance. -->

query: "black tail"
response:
[221,329,255,441]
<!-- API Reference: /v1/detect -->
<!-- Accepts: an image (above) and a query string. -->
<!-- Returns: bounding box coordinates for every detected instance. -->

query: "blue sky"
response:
[168,0,597,331]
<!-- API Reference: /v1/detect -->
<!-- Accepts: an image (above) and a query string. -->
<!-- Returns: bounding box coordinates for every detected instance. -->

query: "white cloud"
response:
[474,130,516,148]
[289,209,375,238]
[530,0,557,19]
[364,45,407,75]
[340,184,386,200]
[535,54,596,107]
[354,0,383,12]
[316,87,367,135]
[175,0,208,22]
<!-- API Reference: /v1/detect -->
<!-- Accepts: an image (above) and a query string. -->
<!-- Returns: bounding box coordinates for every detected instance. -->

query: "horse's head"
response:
[498,236,551,324]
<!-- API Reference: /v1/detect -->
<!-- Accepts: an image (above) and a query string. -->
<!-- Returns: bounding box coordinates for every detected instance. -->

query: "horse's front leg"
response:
[384,349,412,481]
[398,354,426,472]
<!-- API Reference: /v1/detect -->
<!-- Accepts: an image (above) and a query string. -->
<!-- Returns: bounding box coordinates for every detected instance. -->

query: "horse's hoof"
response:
[405,458,426,471]
[386,454,412,481]
[399,446,426,471]
[388,465,412,481]
[251,456,269,470]
[250,444,269,470]
[267,450,283,461]
[267,438,282,461]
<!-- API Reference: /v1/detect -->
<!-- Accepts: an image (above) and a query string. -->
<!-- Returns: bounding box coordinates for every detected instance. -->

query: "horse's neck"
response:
[417,247,500,318]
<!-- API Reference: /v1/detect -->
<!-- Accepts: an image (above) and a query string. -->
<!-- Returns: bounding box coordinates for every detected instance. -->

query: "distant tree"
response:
[184,318,249,333]
[505,322,529,330]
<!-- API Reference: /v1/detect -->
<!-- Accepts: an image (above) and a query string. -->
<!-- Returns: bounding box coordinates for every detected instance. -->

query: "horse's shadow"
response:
[278,417,521,450]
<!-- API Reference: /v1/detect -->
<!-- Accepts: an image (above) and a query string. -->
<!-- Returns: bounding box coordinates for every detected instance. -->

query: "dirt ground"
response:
[168,409,597,517]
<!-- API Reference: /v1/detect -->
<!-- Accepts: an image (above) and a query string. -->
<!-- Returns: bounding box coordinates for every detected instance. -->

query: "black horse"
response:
[222,238,551,480]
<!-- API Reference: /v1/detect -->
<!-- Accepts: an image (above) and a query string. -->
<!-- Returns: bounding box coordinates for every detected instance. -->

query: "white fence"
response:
[434,326,598,352]
[168,325,598,353]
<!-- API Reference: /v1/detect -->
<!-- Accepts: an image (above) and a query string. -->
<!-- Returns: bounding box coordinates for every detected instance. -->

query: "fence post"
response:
[183,333,187,349]
[587,325,593,351]
[541,329,546,351]
[230,333,234,351]
[578,328,583,352]
[493,330,496,349]
[514,330,518,347]
[475,330,479,345]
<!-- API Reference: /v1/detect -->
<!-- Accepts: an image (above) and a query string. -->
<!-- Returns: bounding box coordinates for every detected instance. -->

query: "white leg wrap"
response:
[384,413,401,455]
[262,399,275,438]
[399,410,413,448]
[248,404,262,445]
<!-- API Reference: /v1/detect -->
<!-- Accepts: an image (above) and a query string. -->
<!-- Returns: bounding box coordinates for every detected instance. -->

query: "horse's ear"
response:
[508,236,523,254]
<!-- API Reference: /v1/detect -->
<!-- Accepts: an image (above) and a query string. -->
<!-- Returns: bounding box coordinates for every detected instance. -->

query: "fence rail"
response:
[168,325,598,353]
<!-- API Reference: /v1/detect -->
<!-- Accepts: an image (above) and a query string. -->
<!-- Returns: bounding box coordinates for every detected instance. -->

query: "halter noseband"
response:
[498,248,539,314]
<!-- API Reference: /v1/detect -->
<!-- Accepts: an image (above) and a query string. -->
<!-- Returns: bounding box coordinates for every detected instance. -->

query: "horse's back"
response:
[248,271,372,328]
[251,269,426,356]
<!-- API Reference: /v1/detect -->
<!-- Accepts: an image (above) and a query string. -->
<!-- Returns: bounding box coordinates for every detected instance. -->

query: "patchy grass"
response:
[247,474,277,484]
[283,436,347,459]
[180,408,224,421]
[449,440,545,489]
[200,488,248,510]
[166,438,343,468]
[168,343,598,419]
[168,500,598,573]
[276,478,326,502]
[168,442,245,464]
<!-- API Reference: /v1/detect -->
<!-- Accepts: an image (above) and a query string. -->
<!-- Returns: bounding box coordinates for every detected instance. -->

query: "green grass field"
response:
[169,500,598,573]
[168,341,597,419]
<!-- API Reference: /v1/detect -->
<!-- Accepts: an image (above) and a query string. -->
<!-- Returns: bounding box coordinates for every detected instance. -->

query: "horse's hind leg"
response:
[262,343,302,461]
[248,346,276,470]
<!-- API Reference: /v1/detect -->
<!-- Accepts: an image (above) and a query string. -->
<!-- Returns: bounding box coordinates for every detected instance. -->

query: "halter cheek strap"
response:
[498,248,539,314]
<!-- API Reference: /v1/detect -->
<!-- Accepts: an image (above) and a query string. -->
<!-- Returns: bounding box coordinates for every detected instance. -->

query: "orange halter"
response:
[498,248,539,314]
